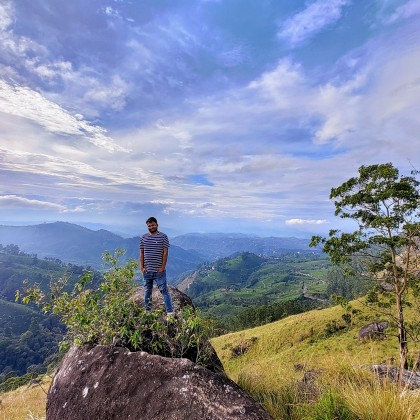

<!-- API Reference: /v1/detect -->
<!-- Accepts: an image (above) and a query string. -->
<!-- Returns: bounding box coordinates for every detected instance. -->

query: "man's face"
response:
[147,221,158,233]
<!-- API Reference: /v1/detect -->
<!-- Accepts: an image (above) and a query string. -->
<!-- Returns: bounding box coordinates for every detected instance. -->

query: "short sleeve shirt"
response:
[140,231,170,272]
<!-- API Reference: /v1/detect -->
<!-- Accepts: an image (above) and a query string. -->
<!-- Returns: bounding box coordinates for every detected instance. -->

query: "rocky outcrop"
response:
[47,345,271,420]
[132,285,194,313]
[358,321,388,340]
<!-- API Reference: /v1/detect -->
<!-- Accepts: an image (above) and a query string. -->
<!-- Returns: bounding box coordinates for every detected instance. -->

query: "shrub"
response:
[16,250,214,367]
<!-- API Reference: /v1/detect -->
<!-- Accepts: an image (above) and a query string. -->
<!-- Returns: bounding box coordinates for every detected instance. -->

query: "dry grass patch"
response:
[0,377,50,420]
[211,302,420,419]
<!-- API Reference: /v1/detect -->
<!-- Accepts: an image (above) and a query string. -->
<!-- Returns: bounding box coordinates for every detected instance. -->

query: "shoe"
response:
[166,312,175,321]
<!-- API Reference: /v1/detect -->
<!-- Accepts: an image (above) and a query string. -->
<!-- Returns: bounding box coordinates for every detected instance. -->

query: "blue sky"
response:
[0,0,419,237]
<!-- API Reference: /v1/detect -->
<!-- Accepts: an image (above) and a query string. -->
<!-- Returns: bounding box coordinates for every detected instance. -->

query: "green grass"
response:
[211,299,420,419]
[0,299,39,334]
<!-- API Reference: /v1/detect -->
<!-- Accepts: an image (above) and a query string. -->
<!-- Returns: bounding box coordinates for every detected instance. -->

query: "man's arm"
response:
[159,247,168,272]
[140,248,146,273]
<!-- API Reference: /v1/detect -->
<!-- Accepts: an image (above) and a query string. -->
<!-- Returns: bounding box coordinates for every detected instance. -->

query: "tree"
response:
[310,163,420,373]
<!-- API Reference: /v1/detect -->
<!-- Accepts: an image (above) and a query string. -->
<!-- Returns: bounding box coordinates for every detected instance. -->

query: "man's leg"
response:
[156,272,174,313]
[143,273,154,312]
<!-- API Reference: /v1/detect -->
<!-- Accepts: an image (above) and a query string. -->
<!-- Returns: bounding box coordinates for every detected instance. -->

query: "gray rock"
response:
[47,345,272,420]
[358,321,388,340]
[380,281,394,292]
[370,364,420,390]
[132,285,194,314]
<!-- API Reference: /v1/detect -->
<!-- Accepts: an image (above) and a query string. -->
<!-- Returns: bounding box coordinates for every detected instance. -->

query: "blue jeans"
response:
[143,271,173,313]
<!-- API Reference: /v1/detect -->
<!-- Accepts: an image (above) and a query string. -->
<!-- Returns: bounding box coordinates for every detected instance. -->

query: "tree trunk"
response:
[396,292,408,375]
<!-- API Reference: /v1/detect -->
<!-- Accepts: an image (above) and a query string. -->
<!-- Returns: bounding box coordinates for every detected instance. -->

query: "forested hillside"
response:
[179,251,331,328]
[0,298,64,382]
[0,245,100,382]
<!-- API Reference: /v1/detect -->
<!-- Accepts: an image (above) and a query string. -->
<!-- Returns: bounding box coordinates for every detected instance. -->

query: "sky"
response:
[0,0,419,238]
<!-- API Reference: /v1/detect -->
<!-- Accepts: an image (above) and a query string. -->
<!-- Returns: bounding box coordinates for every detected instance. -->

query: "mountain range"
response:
[0,222,203,283]
[0,222,316,282]
[171,233,313,260]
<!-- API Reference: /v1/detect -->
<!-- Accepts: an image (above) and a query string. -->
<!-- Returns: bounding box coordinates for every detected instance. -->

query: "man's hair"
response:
[146,216,158,224]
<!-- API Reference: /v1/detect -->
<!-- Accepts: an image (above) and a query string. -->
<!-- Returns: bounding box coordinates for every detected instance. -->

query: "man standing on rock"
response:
[140,217,174,316]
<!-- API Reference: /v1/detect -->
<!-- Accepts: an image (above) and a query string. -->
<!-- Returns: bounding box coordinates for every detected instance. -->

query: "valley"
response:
[0,222,327,382]
[178,251,330,322]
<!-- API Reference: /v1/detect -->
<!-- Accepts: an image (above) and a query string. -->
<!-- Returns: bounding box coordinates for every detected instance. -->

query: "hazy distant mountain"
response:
[0,223,317,282]
[0,222,204,283]
[171,232,313,260]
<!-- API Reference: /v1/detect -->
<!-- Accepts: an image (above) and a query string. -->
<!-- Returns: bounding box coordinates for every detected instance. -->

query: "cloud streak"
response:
[0,194,66,211]
[0,81,126,152]
[286,219,328,225]
[278,0,350,47]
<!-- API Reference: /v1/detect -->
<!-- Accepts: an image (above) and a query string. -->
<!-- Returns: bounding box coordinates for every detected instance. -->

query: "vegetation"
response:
[182,251,330,322]
[17,250,215,368]
[0,375,51,420]
[311,163,420,372]
[217,297,320,331]
[0,299,64,383]
[4,296,420,419]
[0,246,90,382]
[211,299,420,419]
[324,264,374,300]
[0,244,100,301]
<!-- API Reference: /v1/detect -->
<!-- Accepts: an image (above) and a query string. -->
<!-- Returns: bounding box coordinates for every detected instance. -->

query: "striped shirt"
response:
[140,231,170,272]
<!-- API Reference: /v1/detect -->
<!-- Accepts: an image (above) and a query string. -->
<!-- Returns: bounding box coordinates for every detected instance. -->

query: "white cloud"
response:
[25,58,73,81]
[278,0,350,46]
[0,194,67,211]
[1,1,419,235]
[0,0,13,31]
[286,219,328,225]
[0,81,127,152]
[83,75,129,111]
[0,147,166,196]
[248,59,307,110]
[385,0,420,24]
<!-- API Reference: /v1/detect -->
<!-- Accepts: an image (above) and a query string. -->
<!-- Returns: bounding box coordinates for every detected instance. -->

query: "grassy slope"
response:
[0,376,51,420]
[2,299,419,419]
[211,299,418,387]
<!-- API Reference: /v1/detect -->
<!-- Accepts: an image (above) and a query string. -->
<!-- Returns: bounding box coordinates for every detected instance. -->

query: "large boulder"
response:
[132,285,194,313]
[47,344,272,419]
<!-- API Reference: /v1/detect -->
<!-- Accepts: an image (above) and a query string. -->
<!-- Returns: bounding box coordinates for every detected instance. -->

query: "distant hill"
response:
[0,297,64,380]
[0,250,79,379]
[178,251,330,322]
[0,222,204,283]
[0,246,101,300]
[171,233,313,260]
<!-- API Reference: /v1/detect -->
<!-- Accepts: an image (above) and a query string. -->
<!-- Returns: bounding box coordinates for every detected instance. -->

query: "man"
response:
[140,217,174,315]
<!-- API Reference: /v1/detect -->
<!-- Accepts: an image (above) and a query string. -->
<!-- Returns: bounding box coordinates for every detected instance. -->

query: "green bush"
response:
[0,373,35,392]
[16,250,214,368]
